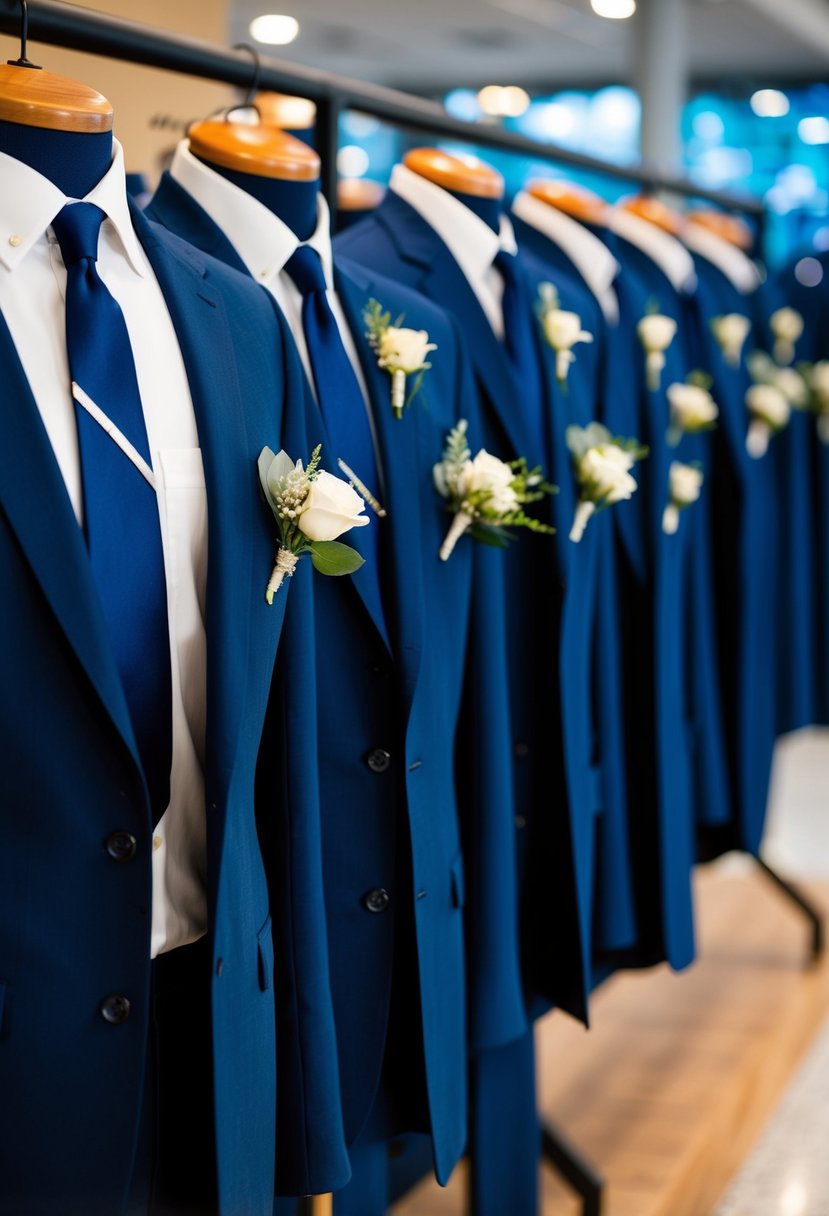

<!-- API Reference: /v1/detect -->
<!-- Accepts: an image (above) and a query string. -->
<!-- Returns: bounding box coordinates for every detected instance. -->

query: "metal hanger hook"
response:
[233,42,264,110]
[7,0,43,70]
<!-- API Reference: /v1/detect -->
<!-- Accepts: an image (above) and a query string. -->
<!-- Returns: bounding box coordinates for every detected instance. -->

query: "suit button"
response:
[363,888,390,914]
[100,994,131,1025]
[366,748,391,774]
[104,831,137,862]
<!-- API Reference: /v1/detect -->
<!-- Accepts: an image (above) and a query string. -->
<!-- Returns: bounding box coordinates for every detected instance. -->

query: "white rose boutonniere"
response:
[663,461,704,535]
[711,313,752,367]
[364,298,437,419]
[807,360,829,443]
[665,378,720,446]
[258,445,369,601]
[433,420,556,561]
[747,351,810,411]
[638,312,678,392]
[536,281,594,388]
[769,306,804,366]
[566,422,648,543]
[745,385,790,458]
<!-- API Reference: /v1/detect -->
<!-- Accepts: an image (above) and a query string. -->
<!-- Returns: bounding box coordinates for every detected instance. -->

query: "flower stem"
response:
[646,351,664,393]
[265,547,300,603]
[569,499,596,544]
[819,414,829,445]
[662,503,680,535]
[440,510,472,562]
[746,419,770,459]
[391,369,406,419]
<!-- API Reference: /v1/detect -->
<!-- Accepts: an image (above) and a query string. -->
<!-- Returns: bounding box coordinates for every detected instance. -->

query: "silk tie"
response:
[493,248,545,434]
[284,244,385,622]
[52,202,172,822]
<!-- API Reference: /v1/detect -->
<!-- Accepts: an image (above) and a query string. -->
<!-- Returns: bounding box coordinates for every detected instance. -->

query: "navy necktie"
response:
[52,202,172,822]
[494,248,545,433]
[284,244,385,612]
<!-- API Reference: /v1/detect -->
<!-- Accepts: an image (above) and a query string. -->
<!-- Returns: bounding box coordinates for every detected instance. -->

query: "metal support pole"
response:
[541,1120,604,1216]
[315,92,342,231]
[633,0,689,172]
[756,858,825,965]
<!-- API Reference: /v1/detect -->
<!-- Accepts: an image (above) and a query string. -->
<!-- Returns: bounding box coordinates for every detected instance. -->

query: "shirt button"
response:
[8,234,21,247]
[363,888,390,914]
[100,994,131,1025]
[153,835,163,852]
[104,831,137,862]
[365,748,391,774]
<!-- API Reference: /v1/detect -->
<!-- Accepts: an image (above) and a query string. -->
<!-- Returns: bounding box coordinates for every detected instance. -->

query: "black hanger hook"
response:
[233,42,264,110]
[7,0,43,70]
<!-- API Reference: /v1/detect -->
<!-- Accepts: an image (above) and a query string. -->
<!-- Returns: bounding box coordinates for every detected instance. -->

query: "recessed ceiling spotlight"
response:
[750,89,790,118]
[249,14,300,45]
[591,0,636,18]
[477,85,531,118]
[799,116,829,144]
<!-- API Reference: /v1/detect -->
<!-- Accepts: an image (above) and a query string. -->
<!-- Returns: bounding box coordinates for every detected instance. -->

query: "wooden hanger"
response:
[526,178,609,225]
[403,147,503,199]
[619,195,685,237]
[254,91,317,132]
[188,117,320,181]
[686,209,754,251]
[338,178,386,212]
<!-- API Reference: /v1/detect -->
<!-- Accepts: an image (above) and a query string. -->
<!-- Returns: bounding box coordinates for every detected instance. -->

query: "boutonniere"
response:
[665,373,720,446]
[747,351,810,411]
[744,385,790,458]
[663,461,704,535]
[566,422,648,543]
[364,297,437,419]
[536,281,594,388]
[769,306,804,366]
[806,360,829,443]
[258,445,369,602]
[638,310,678,392]
[710,313,752,367]
[433,420,556,561]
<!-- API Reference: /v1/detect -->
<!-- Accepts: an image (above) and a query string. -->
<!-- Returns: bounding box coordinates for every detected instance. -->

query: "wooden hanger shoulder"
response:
[254,91,317,132]
[687,209,754,251]
[188,118,320,181]
[527,178,609,225]
[0,64,113,133]
[403,147,503,199]
[337,178,386,212]
[620,194,685,236]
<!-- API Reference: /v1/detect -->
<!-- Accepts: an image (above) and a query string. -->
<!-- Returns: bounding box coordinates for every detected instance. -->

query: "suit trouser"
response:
[127,937,217,1216]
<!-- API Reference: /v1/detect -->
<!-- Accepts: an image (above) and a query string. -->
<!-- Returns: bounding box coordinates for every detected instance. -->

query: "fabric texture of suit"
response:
[0,202,299,1216]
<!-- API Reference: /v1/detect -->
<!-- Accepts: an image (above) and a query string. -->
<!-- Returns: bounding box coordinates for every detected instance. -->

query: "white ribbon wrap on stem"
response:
[646,351,665,393]
[391,369,406,419]
[746,419,771,459]
[662,504,680,535]
[569,499,596,543]
[440,509,473,562]
[266,548,300,603]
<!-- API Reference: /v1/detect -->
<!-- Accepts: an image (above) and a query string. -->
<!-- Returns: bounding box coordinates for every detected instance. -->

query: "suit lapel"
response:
[0,309,141,773]
[147,173,251,278]
[133,206,276,801]
[337,265,424,701]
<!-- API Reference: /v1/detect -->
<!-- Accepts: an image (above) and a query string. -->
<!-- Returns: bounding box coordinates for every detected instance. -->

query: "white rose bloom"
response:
[638,314,678,353]
[298,470,371,541]
[458,449,519,515]
[774,366,809,408]
[746,384,790,429]
[379,326,436,373]
[811,361,829,414]
[666,383,719,436]
[578,445,638,505]
[669,461,704,506]
[770,307,804,365]
[711,313,751,367]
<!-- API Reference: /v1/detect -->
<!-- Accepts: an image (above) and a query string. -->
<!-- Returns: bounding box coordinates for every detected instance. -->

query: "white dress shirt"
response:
[170,141,370,405]
[608,206,698,295]
[511,190,621,324]
[683,221,762,295]
[389,162,518,339]
[0,140,208,959]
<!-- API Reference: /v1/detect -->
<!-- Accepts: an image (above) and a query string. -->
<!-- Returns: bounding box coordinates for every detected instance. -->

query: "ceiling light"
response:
[590,0,636,18]
[477,85,531,118]
[794,257,824,287]
[750,89,790,118]
[249,14,299,45]
[799,116,829,144]
[337,145,370,178]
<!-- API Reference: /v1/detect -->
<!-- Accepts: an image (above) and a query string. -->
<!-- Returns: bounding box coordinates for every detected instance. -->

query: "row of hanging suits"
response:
[2,80,824,1215]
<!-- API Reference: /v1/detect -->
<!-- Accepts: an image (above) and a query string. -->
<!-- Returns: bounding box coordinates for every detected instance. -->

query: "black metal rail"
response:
[0,0,763,220]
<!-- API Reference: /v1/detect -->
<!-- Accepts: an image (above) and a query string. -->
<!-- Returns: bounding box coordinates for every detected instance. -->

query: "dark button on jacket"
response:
[365,748,391,774]
[104,831,137,862]
[100,994,131,1024]
[363,888,390,914]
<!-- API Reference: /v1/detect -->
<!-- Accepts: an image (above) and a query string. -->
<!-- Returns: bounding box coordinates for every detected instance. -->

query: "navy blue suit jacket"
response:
[0,204,298,1216]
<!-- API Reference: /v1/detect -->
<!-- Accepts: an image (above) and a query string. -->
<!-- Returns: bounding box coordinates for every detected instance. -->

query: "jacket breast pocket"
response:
[257,916,274,993]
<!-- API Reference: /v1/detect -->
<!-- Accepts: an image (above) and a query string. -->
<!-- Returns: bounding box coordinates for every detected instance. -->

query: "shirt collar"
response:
[608,206,697,295]
[389,162,516,288]
[0,138,144,277]
[170,140,333,287]
[511,190,621,321]
[683,221,761,295]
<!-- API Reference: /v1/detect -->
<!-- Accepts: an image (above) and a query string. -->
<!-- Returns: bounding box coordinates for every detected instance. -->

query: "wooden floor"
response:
[394,864,829,1216]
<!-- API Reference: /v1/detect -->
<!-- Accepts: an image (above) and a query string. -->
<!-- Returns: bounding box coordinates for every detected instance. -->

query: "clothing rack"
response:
[0,6,821,1215]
